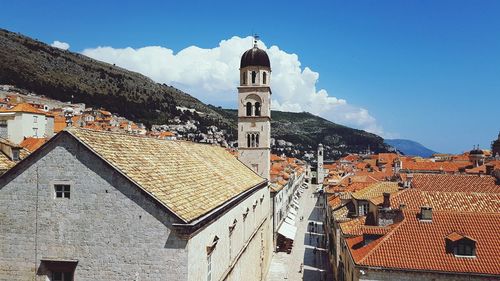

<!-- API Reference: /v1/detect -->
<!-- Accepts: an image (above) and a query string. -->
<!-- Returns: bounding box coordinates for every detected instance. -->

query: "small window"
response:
[263,72,267,84]
[55,184,71,199]
[33,116,38,123]
[52,272,73,281]
[246,102,252,116]
[254,102,261,116]
[33,128,38,137]
[251,71,257,84]
[455,240,476,257]
[242,72,247,85]
[12,149,20,161]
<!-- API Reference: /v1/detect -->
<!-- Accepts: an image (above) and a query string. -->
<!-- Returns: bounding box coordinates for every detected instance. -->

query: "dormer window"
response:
[12,148,20,161]
[446,232,477,258]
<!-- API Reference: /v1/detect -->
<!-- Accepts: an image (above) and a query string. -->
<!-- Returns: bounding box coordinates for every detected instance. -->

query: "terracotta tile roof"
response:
[349,210,500,275]
[466,161,500,174]
[402,160,471,173]
[352,182,400,201]
[388,189,500,213]
[377,153,398,164]
[445,231,476,242]
[327,196,341,208]
[411,174,499,193]
[0,103,47,115]
[332,206,349,221]
[340,216,366,236]
[342,154,359,162]
[19,137,48,152]
[65,127,265,222]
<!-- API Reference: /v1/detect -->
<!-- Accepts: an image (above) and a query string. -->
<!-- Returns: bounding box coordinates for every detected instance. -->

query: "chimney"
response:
[485,164,494,175]
[420,206,432,221]
[382,192,391,209]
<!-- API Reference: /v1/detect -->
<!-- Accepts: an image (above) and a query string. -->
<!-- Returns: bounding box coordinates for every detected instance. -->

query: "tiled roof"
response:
[402,160,471,173]
[332,206,349,221]
[0,103,47,115]
[466,161,500,174]
[349,210,500,275]
[340,216,366,236]
[352,182,400,201]
[411,174,499,193]
[388,189,500,213]
[66,128,265,222]
[20,137,48,152]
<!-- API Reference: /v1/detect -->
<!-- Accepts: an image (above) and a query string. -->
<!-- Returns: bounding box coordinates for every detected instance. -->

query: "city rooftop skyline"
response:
[1,0,499,153]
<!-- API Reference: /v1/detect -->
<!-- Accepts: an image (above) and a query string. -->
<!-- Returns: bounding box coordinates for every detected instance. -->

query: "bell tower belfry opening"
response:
[237,36,271,180]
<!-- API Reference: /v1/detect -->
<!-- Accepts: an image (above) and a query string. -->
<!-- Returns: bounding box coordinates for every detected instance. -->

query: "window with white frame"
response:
[55,184,71,199]
[358,202,368,216]
[33,115,38,123]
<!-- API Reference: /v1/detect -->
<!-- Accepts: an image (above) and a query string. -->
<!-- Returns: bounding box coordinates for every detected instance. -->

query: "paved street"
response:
[266,186,333,281]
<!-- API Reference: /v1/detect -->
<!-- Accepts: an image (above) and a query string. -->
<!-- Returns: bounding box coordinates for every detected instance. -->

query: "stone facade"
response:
[237,49,271,181]
[0,133,272,280]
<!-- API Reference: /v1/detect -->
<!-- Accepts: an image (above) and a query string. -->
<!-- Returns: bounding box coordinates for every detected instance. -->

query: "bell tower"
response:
[237,36,271,180]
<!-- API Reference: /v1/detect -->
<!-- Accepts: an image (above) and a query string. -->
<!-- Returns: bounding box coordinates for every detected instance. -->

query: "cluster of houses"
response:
[0,38,310,281]
[322,150,500,280]
[1,40,499,281]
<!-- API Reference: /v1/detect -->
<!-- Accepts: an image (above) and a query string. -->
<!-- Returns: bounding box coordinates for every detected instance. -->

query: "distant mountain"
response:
[385,139,437,157]
[0,28,389,159]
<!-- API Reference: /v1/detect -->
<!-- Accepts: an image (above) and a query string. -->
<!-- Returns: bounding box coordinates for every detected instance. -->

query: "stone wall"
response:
[0,133,188,280]
[187,186,272,281]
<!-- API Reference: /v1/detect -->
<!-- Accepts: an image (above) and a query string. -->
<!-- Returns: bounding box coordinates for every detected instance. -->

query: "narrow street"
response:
[266,185,333,281]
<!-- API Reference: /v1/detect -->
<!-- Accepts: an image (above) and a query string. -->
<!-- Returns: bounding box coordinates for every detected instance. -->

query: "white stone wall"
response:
[0,134,188,280]
[6,112,49,144]
[187,186,272,281]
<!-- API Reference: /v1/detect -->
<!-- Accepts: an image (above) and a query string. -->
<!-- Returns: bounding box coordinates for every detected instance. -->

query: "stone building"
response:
[0,103,54,144]
[0,127,272,280]
[336,174,500,281]
[237,37,271,180]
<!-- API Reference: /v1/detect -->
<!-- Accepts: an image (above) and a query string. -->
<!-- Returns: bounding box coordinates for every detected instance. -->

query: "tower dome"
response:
[240,45,270,68]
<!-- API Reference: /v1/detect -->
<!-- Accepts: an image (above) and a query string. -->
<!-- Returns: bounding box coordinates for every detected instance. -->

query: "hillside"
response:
[384,139,437,157]
[219,109,389,157]
[0,28,389,158]
[0,28,231,129]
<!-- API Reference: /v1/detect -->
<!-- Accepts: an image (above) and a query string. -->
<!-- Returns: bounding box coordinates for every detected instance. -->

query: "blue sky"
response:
[1,0,499,153]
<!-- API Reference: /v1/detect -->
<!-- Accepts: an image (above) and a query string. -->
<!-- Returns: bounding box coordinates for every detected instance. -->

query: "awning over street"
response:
[285,217,295,225]
[278,222,297,240]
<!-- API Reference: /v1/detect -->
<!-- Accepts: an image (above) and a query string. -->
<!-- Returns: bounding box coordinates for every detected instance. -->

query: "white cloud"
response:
[82,36,386,135]
[51,40,70,50]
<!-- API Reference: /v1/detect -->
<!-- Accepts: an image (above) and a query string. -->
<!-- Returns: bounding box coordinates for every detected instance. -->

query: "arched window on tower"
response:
[255,102,261,116]
[242,72,247,85]
[256,134,260,147]
[263,72,267,84]
[246,102,252,116]
[251,134,256,147]
[251,71,257,84]
[247,134,251,147]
